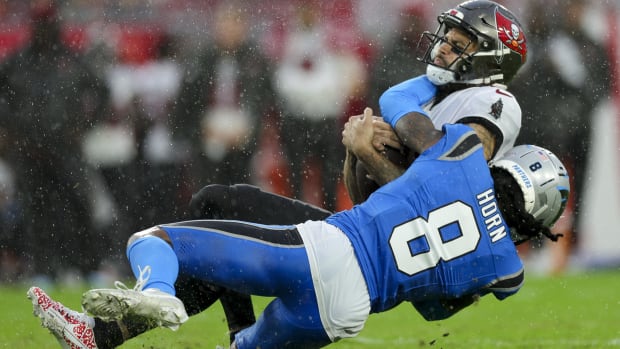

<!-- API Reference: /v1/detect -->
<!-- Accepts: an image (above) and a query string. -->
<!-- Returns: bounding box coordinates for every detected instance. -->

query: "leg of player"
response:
[219,290,257,343]
[28,286,98,349]
[29,227,189,349]
[27,184,327,348]
[82,228,188,329]
[88,220,329,348]
[188,183,332,342]
[189,183,332,223]
[28,286,160,349]
[155,220,330,348]
[28,279,226,349]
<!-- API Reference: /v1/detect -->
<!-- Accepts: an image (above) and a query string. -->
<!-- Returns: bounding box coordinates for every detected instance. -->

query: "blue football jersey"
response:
[326,124,523,315]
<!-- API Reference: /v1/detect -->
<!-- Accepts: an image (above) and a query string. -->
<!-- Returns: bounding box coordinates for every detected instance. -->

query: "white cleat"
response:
[28,286,98,349]
[81,266,188,331]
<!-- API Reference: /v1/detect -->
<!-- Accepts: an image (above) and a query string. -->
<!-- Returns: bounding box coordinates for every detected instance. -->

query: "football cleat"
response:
[28,286,98,349]
[81,266,188,331]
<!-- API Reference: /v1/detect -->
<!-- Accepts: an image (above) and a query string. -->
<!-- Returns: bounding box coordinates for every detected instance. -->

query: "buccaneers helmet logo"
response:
[496,10,526,62]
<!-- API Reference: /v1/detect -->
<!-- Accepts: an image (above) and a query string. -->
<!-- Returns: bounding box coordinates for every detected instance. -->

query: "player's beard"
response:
[426,43,457,85]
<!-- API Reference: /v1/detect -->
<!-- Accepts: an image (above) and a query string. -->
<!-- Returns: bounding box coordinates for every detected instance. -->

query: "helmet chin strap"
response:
[426,64,456,85]
[426,64,506,87]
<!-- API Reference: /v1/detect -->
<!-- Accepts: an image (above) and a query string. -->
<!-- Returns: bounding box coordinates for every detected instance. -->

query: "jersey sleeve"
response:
[455,87,521,159]
[411,267,523,321]
[379,75,436,127]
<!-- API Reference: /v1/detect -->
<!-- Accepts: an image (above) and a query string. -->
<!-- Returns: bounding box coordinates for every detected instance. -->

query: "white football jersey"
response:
[424,86,521,160]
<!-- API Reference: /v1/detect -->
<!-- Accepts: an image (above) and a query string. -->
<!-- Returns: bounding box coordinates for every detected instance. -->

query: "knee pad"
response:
[127,226,171,248]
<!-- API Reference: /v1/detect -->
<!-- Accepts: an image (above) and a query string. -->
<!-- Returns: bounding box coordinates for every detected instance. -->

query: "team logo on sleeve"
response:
[496,10,526,62]
[489,98,503,119]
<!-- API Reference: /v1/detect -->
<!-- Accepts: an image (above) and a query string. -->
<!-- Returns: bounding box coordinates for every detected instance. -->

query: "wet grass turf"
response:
[3,270,620,348]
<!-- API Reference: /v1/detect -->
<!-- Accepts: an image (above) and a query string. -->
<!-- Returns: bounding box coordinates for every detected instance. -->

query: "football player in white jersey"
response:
[346,0,527,201]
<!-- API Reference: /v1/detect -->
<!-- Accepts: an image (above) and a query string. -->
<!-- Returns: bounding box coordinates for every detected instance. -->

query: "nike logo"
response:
[495,89,512,97]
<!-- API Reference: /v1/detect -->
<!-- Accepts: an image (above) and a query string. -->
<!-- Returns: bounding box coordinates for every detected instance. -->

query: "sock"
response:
[93,318,124,349]
[220,290,256,344]
[126,236,178,295]
[93,318,154,349]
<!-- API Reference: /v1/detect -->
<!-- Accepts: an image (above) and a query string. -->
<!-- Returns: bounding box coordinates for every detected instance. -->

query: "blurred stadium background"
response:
[1,0,619,348]
[0,0,618,299]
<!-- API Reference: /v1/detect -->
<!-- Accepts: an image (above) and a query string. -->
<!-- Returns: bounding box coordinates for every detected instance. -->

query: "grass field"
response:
[3,269,619,348]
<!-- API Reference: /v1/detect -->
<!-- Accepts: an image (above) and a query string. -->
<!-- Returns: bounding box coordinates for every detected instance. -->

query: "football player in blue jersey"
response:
[29,104,569,348]
[179,0,530,340]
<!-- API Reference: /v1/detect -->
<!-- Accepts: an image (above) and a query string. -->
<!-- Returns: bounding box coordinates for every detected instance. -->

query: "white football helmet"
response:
[490,144,570,228]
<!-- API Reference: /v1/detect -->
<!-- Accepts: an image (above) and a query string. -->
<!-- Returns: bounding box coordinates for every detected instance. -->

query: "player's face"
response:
[433,28,477,68]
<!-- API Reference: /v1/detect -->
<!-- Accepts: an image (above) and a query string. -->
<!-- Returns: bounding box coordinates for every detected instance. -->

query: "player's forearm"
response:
[355,147,405,186]
[393,112,442,155]
[412,294,479,321]
[439,295,479,316]
[466,123,496,160]
[379,75,436,128]
[343,150,365,204]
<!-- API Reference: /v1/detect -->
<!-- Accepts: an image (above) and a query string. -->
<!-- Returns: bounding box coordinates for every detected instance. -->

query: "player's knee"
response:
[189,184,231,219]
[127,226,171,248]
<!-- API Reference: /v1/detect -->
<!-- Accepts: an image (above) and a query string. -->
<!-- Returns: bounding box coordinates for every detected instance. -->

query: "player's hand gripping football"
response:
[370,116,402,152]
[343,108,402,153]
[342,107,376,159]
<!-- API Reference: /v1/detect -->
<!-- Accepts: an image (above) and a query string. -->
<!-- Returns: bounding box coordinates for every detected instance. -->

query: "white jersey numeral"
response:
[389,201,481,276]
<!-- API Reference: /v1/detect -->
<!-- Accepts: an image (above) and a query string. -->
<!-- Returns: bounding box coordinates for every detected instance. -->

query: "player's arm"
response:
[343,115,404,203]
[342,110,406,187]
[466,122,496,160]
[380,75,444,157]
[379,75,436,127]
[345,74,436,187]
[343,108,441,181]
[343,149,366,204]
[389,110,443,157]
[359,149,405,187]
[342,75,437,202]
[392,113,498,161]
[412,269,523,321]
[411,295,480,321]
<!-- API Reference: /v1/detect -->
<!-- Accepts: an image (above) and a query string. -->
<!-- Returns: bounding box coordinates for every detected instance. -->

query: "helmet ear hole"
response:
[548,188,570,227]
[490,145,571,229]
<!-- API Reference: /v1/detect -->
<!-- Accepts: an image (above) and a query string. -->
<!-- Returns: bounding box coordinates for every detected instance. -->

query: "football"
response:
[354,145,415,201]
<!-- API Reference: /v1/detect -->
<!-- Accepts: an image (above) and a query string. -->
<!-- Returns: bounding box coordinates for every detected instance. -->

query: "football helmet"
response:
[490,145,570,229]
[419,0,527,85]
